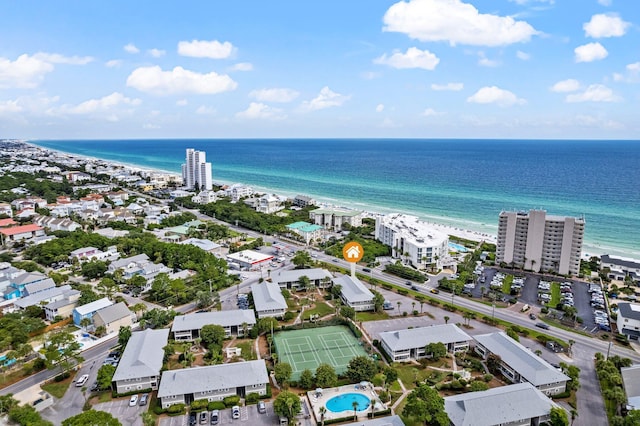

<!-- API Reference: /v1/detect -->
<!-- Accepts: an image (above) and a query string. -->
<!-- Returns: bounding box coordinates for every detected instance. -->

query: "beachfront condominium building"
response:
[181,148,212,191]
[496,210,584,276]
[375,213,449,271]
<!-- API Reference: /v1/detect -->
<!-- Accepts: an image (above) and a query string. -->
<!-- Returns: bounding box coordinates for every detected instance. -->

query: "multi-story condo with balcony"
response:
[496,209,584,276]
[181,148,212,191]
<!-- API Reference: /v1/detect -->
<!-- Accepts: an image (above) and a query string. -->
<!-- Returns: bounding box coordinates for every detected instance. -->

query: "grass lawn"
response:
[41,375,74,398]
[548,282,561,307]
[97,391,112,403]
[393,364,437,390]
[501,275,513,294]
[235,340,257,360]
[354,311,390,322]
[304,302,334,319]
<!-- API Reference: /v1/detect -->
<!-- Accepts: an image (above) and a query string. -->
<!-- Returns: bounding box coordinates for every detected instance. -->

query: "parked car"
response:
[210,410,219,425]
[188,412,197,426]
[129,394,138,407]
[529,313,537,320]
[405,281,412,286]
[232,405,240,419]
[258,401,266,414]
[199,411,208,424]
[363,268,371,273]
[139,393,148,406]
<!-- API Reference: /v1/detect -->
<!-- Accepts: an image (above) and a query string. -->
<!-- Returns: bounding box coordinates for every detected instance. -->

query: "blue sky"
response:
[0,0,638,139]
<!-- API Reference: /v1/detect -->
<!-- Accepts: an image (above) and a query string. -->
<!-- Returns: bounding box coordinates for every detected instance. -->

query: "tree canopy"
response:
[273,390,301,421]
[346,356,378,383]
[315,363,337,388]
[62,410,122,426]
[274,362,293,387]
[402,383,449,426]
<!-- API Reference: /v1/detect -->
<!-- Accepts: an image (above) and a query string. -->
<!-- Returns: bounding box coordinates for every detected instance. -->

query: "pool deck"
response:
[306,383,388,422]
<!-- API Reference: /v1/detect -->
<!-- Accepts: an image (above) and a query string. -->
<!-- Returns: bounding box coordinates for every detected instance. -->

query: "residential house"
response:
[191,190,217,205]
[157,360,269,409]
[106,190,130,203]
[112,328,170,394]
[23,278,56,296]
[32,215,81,232]
[69,246,119,263]
[621,365,640,410]
[93,227,129,239]
[73,297,114,327]
[617,303,640,340]
[273,268,333,291]
[93,302,134,335]
[256,194,285,214]
[379,324,471,362]
[108,254,150,274]
[179,238,221,254]
[601,255,640,284]
[65,171,91,183]
[44,290,81,321]
[251,282,287,318]
[0,224,45,244]
[13,285,76,310]
[444,382,560,426]
[334,275,374,312]
[0,218,17,228]
[0,203,12,217]
[474,332,569,395]
[171,310,257,341]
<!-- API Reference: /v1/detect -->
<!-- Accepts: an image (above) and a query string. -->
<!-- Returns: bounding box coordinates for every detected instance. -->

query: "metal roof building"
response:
[112,328,169,394]
[251,282,287,318]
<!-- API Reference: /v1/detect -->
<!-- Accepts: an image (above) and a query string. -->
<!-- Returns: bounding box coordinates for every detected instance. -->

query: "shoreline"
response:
[25,141,628,259]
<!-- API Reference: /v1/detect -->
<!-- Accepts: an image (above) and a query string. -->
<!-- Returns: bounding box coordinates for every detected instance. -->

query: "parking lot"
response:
[159,402,279,426]
[94,396,148,426]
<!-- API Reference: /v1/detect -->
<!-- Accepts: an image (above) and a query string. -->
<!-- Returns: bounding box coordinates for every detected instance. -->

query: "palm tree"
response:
[420,301,424,314]
[80,317,92,332]
[396,301,402,314]
[444,315,450,324]
[411,301,416,312]
[352,400,359,421]
[370,398,375,419]
[319,406,327,426]
[568,339,575,357]
[570,409,578,426]
[241,322,249,338]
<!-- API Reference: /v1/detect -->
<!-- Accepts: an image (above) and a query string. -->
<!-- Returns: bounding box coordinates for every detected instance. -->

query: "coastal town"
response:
[1,139,640,426]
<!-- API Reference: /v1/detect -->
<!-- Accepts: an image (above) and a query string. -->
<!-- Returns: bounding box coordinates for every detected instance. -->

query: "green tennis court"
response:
[273,325,368,380]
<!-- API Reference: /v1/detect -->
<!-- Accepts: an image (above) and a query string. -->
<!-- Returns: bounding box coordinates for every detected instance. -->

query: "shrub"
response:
[402,311,408,317]
[167,404,185,415]
[483,373,494,382]
[223,395,241,407]
[190,399,208,412]
[245,393,260,404]
[413,310,419,316]
[283,311,295,321]
[153,405,166,415]
[208,401,226,411]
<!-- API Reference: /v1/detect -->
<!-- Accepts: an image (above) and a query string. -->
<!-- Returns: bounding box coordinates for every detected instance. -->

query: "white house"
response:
[309,207,363,231]
[273,268,333,291]
[334,275,374,311]
[69,246,119,263]
[601,255,640,284]
[379,325,471,362]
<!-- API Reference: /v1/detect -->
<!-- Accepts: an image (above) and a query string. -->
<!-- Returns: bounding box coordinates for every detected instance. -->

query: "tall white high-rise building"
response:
[181,148,212,191]
[496,210,585,276]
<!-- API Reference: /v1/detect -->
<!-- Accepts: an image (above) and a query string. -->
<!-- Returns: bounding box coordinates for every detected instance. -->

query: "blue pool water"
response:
[326,393,370,413]
[449,242,469,252]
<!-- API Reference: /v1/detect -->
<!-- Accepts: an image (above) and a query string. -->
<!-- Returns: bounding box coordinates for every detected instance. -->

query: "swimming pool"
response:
[326,393,370,413]
[449,242,469,252]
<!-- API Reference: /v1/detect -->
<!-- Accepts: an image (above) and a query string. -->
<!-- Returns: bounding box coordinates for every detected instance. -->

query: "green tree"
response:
[79,317,92,332]
[274,362,293,387]
[425,342,447,361]
[118,326,132,348]
[273,390,301,422]
[469,380,489,392]
[346,356,377,383]
[8,404,53,426]
[200,324,226,349]
[352,400,359,420]
[195,290,213,309]
[81,261,108,279]
[340,306,355,320]
[548,407,569,426]
[372,291,385,313]
[402,383,449,426]
[315,363,338,388]
[62,409,122,426]
[292,251,313,269]
[96,364,116,391]
[299,369,315,390]
[44,331,83,374]
[0,395,19,414]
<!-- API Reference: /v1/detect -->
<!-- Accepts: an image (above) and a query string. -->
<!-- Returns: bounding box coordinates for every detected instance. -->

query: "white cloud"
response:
[584,13,630,38]
[597,0,612,5]
[105,59,122,68]
[373,47,440,70]
[249,88,299,103]
[565,84,620,102]
[627,62,640,72]
[574,42,608,63]
[516,50,530,60]
[236,102,285,120]
[467,86,526,106]
[33,52,93,65]
[148,48,166,58]
[176,99,188,106]
[196,105,217,115]
[376,104,384,113]
[58,92,141,115]
[230,62,253,71]
[508,0,555,4]
[301,87,350,111]
[383,0,539,47]
[0,54,54,88]
[379,118,401,128]
[550,79,580,92]
[575,114,622,129]
[422,108,443,116]
[143,123,161,129]
[0,99,22,113]
[126,66,237,95]
[431,82,463,91]
[178,40,234,59]
[478,52,500,67]
[124,43,140,54]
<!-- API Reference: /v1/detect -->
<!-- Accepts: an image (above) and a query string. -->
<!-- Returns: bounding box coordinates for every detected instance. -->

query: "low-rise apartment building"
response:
[474,332,569,396]
[157,360,269,409]
[334,275,374,311]
[273,268,333,291]
[112,328,169,394]
[379,324,471,362]
[251,282,287,318]
[309,207,363,231]
[172,310,256,341]
[617,303,640,340]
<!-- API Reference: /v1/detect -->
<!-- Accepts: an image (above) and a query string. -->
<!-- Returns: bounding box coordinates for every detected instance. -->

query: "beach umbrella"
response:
[360,381,368,387]
[315,388,323,395]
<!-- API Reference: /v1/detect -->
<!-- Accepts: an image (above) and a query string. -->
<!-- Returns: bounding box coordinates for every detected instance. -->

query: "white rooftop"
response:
[378,213,448,245]
[334,274,374,304]
[379,324,471,352]
[251,282,287,312]
[274,268,332,284]
[227,250,273,265]
[74,297,113,316]
[172,310,256,333]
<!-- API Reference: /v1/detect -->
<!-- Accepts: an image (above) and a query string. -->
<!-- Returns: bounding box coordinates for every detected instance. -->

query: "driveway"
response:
[94,396,148,426]
[159,403,279,426]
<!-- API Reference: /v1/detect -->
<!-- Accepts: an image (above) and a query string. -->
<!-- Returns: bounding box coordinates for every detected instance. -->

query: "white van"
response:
[75,374,89,387]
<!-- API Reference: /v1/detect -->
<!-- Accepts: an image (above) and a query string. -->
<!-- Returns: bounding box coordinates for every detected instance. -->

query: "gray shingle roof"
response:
[24,278,56,295]
[380,324,471,352]
[109,254,149,270]
[251,282,287,312]
[94,302,132,324]
[74,297,113,316]
[274,268,332,286]
[14,272,48,285]
[171,310,256,333]
[618,303,640,321]
[474,332,569,387]
[444,382,557,426]
[340,415,405,426]
[622,365,640,409]
[112,328,169,382]
[333,275,374,304]
[601,255,640,270]
[14,285,73,309]
[157,360,269,398]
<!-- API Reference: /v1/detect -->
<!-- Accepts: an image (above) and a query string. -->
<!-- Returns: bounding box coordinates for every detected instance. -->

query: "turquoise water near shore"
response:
[31,139,640,258]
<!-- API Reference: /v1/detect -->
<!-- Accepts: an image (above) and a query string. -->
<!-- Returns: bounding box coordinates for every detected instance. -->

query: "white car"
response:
[129,394,139,406]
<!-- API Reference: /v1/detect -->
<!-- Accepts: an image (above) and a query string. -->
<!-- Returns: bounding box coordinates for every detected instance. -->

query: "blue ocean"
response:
[31,139,640,258]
